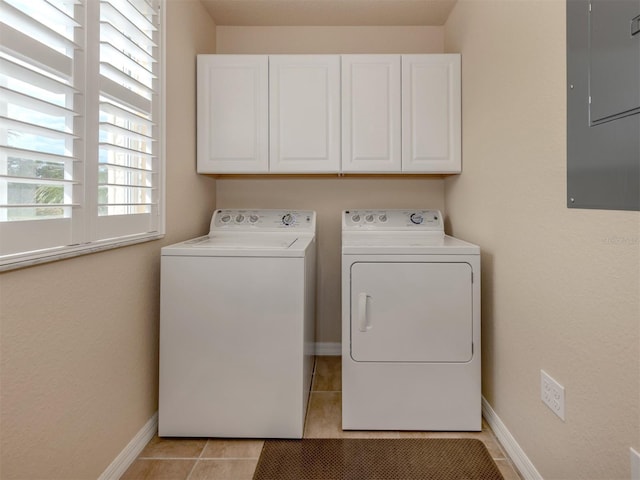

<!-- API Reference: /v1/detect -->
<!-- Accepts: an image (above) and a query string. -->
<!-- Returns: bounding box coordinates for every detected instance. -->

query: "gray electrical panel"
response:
[567,0,640,210]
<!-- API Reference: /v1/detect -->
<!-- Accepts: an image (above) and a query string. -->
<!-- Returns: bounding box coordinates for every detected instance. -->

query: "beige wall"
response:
[164,1,218,245]
[216,26,444,54]
[215,26,446,344]
[0,1,217,478]
[444,1,640,478]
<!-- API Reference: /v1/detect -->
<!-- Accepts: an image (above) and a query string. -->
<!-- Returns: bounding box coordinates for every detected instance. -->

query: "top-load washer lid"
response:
[341,209,479,255]
[161,209,316,257]
[161,233,312,257]
[186,233,298,249]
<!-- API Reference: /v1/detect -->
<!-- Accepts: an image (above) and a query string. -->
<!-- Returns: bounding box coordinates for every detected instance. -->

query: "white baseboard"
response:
[315,342,341,356]
[482,397,542,480]
[98,412,158,480]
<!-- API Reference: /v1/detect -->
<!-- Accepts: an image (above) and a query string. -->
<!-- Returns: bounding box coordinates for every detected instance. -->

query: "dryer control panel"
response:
[343,209,443,231]
[211,209,316,232]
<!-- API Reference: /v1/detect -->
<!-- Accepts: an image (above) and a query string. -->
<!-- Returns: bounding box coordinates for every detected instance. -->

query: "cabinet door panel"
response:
[342,55,401,172]
[270,55,340,173]
[402,54,461,173]
[197,55,268,173]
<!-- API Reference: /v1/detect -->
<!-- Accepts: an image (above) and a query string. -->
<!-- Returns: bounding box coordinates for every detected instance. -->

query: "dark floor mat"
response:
[253,438,504,480]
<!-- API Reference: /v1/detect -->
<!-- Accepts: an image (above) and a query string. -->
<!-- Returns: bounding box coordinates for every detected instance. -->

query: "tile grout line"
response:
[184,439,208,480]
[309,356,318,392]
[137,457,203,460]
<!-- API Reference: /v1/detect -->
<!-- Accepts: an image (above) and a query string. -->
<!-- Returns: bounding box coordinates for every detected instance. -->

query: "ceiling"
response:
[199,0,458,26]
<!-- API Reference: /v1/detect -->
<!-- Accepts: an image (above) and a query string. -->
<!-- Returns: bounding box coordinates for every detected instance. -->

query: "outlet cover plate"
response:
[541,370,565,421]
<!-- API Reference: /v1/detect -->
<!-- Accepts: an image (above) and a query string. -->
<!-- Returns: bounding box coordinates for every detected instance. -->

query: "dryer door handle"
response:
[358,293,372,332]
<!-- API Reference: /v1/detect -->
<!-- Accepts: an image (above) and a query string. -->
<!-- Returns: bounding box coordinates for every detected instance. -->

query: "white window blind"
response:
[0,0,81,256]
[96,0,160,239]
[0,0,164,268]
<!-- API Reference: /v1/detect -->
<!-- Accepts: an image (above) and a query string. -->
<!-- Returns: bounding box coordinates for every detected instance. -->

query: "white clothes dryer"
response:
[159,209,316,438]
[341,209,481,431]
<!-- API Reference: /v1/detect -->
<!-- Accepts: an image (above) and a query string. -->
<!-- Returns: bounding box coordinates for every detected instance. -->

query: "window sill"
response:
[0,233,165,273]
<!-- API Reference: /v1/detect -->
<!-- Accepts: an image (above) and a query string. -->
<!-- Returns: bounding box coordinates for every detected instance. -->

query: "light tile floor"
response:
[121,356,522,479]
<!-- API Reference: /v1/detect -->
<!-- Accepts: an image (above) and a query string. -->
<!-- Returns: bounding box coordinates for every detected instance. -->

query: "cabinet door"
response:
[269,55,340,173]
[197,55,268,173]
[402,54,461,173]
[342,55,401,172]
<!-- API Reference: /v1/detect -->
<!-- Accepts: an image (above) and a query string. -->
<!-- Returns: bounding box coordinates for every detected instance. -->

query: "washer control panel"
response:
[211,209,316,232]
[343,209,443,231]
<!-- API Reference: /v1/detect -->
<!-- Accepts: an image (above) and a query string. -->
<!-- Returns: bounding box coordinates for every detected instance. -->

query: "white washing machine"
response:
[341,209,481,431]
[159,209,316,438]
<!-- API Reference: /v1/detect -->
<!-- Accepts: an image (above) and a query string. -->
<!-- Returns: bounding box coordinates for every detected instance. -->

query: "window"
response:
[0,0,165,270]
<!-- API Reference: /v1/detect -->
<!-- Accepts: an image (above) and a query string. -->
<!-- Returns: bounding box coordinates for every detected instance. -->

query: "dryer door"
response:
[350,262,473,363]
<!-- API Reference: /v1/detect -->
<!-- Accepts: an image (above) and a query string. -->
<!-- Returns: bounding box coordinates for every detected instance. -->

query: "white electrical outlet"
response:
[631,448,640,480]
[541,370,565,421]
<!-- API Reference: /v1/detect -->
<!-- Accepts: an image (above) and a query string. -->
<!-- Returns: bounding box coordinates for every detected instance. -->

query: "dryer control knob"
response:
[235,214,245,223]
[221,214,231,223]
[410,213,424,225]
[249,215,259,223]
[282,213,294,226]
[378,214,388,222]
[351,214,361,223]
[365,214,374,223]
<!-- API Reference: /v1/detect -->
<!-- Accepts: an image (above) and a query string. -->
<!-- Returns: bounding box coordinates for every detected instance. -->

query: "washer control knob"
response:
[282,213,294,226]
[235,214,245,223]
[378,214,388,223]
[249,215,259,223]
[351,214,361,223]
[410,213,424,225]
[221,214,231,223]
[365,214,374,223]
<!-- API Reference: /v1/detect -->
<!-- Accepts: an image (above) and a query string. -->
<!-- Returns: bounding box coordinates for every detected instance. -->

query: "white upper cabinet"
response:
[402,54,461,173]
[197,55,268,173]
[269,56,341,173]
[196,54,461,174]
[341,55,402,173]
